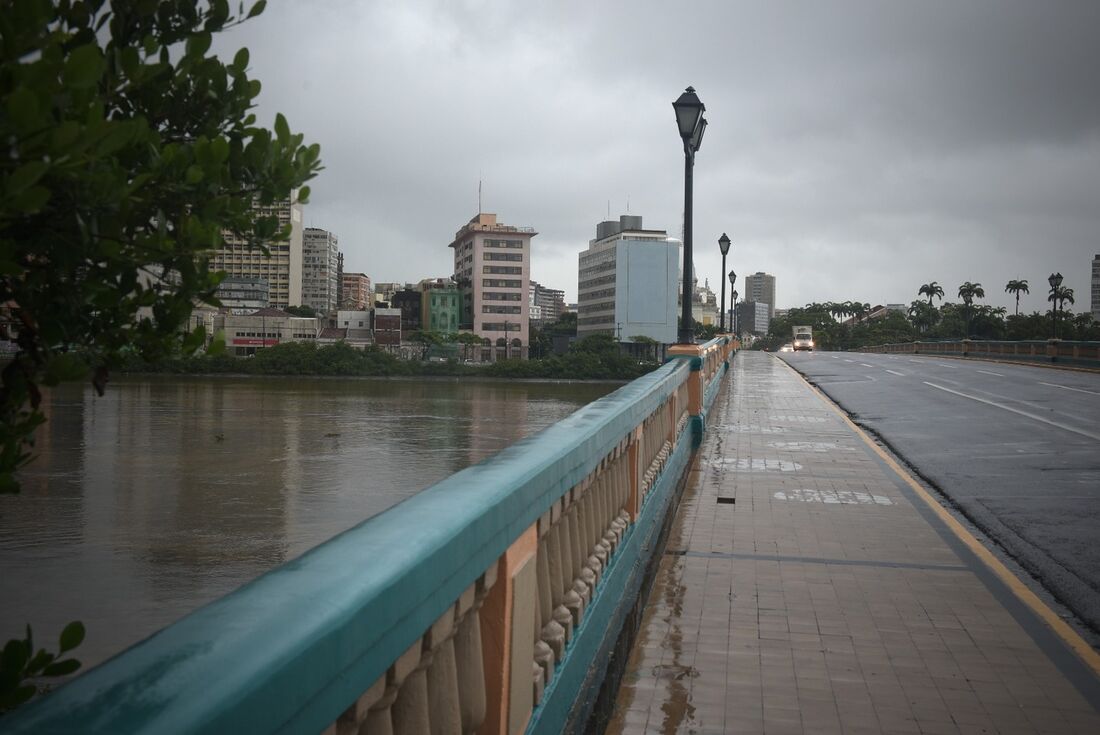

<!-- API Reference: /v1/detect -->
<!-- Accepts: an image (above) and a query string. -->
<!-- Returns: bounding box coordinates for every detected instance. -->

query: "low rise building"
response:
[215,276,269,314]
[224,308,319,356]
[420,278,460,334]
[373,307,402,348]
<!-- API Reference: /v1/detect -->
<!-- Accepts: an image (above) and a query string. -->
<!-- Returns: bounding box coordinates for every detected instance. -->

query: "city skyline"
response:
[218,1,1099,314]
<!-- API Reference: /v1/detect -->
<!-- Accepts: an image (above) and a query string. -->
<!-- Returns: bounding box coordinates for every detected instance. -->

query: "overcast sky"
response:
[220,0,1099,314]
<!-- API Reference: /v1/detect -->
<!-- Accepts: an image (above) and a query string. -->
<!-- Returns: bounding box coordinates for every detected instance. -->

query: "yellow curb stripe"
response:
[778,357,1100,677]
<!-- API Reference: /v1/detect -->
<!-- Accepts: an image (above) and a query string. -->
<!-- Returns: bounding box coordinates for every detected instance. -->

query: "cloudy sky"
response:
[220,0,1099,314]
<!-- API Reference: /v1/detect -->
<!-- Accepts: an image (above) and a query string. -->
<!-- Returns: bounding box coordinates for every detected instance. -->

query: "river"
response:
[0,375,616,670]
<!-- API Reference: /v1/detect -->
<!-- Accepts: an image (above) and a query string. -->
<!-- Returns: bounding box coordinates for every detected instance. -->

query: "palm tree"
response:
[957,282,985,337]
[918,282,944,306]
[851,302,870,324]
[1048,286,1075,337]
[1004,279,1029,315]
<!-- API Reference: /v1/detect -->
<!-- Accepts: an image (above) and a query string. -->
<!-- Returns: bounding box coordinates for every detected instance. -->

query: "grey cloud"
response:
[217,0,1100,314]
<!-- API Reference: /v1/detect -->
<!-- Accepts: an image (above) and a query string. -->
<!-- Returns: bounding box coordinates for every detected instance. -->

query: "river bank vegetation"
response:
[122,333,660,381]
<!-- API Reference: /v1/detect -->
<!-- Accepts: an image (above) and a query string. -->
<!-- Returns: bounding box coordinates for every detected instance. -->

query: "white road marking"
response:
[923,382,1100,442]
[908,359,922,363]
[860,363,874,368]
[1039,381,1100,397]
[885,369,906,376]
[976,369,1005,377]
[843,359,854,363]
[774,489,894,505]
[938,363,960,369]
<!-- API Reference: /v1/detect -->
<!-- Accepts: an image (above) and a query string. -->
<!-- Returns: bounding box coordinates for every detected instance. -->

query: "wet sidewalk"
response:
[606,352,1100,735]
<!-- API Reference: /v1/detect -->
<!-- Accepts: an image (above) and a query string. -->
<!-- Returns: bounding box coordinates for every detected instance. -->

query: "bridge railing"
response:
[6,337,735,735]
[858,339,1100,367]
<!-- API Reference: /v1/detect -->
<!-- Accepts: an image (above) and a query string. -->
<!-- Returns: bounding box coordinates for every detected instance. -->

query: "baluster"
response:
[330,674,385,735]
[580,479,604,586]
[536,515,565,665]
[566,492,591,617]
[454,567,494,734]
[425,605,461,735]
[369,638,420,735]
[557,492,585,628]
[590,474,611,570]
[546,505,574,645]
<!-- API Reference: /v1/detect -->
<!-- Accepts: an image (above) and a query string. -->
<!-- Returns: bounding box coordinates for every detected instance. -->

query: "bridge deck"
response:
[607,351,1100,735]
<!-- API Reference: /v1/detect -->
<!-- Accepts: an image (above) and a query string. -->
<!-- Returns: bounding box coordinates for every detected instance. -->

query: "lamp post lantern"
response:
[1048,272,1063,339]
[673,86,707,343]
[718,233,731,331]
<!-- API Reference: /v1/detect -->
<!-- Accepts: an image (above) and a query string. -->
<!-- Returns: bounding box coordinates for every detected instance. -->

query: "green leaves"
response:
[0,622,84,713]
[0,0,321,495]
[64,44,106,89]
[6,162,48,196]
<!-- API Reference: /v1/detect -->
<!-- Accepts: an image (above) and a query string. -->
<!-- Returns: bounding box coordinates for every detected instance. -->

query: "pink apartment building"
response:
[449,213,537,359]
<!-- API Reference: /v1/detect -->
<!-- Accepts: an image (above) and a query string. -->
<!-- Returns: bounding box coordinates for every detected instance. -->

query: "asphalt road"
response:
[775,350,1100,638]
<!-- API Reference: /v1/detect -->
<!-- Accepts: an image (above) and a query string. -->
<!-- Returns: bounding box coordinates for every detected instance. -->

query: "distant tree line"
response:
[754,279,1099,352]
[122,332,659,381]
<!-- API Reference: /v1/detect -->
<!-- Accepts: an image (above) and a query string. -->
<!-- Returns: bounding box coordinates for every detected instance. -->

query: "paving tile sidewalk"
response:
[606,352,1100,735]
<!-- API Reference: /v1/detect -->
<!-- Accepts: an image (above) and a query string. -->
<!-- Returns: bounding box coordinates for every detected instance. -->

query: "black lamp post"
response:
[1048,272,1063,339]
[729,270,737,335]
[673,86,707,344]
[718,233,731,331]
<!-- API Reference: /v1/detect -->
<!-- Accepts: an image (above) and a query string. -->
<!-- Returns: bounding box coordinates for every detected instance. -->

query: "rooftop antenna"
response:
[626,194,630,214]
[478,174,482,214]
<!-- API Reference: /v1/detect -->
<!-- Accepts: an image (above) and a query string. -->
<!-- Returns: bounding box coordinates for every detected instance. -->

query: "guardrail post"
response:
[480,525,537,735]
[666,344,704,417]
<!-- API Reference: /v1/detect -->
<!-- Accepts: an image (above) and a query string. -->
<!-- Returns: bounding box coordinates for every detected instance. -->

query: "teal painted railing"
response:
[5,337,734,735]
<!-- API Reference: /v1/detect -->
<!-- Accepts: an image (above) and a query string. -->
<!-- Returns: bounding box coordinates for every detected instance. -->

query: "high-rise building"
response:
[340,272,372,310]
[302,228,341,315]
[735,300,770,335]
[743,272,776,319]
[529,281,567,327]
[1092,254,1100,321]
[577,215,679,343]
[211,197,304,309]
[449,213,536,358]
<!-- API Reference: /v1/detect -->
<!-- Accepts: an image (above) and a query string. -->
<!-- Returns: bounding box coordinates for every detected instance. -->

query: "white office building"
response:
[577,215,680,343]
[302,228,341,315]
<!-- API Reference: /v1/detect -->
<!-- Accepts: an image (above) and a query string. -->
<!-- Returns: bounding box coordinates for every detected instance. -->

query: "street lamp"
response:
[673,86,707,343]
[718,233,731,331]
[731,288,739,336]
[1048,272,1063,339]
[729,269,737,335]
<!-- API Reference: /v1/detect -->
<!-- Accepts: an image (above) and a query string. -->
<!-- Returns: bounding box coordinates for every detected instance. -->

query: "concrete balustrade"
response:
[5,337,734,735]
[859,339,1100,368]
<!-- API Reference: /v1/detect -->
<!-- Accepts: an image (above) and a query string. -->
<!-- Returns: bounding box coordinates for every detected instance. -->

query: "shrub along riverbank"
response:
[120,338,660,381]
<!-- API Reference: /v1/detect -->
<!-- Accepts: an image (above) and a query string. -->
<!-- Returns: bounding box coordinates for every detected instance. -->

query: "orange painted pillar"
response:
[480,524,539,735]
